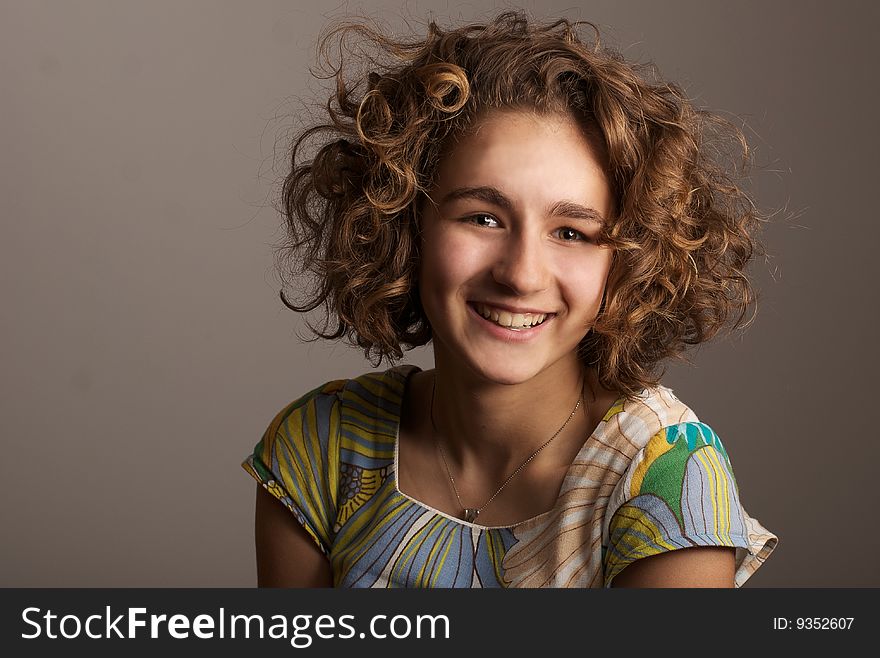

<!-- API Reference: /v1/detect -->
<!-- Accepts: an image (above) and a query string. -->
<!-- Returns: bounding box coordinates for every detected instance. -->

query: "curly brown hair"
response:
[278,10,764,399]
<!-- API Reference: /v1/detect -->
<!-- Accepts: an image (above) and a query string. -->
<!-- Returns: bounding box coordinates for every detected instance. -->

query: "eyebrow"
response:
[439,185,606,225]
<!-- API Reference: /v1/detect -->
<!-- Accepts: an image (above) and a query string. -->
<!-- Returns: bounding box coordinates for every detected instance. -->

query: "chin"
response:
[464,356,550,387]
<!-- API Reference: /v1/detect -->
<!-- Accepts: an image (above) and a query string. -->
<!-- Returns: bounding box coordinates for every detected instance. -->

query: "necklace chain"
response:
[430,375,583,524]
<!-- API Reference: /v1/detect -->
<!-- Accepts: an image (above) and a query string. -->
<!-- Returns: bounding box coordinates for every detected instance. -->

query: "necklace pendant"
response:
[463,508,480,523]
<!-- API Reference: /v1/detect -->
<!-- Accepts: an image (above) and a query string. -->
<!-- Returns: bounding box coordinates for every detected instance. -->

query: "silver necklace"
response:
[429,375,583,524]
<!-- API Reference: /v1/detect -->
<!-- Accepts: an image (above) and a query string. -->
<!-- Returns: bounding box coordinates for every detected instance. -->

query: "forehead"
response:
[429,108,614,216]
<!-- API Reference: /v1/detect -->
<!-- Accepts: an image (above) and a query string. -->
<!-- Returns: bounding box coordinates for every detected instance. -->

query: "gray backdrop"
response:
[2,0,877,587]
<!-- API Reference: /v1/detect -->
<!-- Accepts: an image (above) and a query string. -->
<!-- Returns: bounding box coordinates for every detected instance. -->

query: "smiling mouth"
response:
[471,302,551,330]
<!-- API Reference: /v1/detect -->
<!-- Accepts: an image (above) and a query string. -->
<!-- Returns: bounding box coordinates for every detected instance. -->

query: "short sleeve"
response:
[242,380,346,556]
[603,422,777,587]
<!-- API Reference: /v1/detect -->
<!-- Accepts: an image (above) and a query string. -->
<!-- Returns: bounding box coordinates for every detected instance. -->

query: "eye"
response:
[465,213,500,228]
[555,227,589,242]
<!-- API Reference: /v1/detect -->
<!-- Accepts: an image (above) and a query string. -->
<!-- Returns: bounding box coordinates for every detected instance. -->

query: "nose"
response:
[491,230,551,295]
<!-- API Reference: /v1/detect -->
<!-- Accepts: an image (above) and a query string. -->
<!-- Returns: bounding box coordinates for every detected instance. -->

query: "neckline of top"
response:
[387,364,628,531]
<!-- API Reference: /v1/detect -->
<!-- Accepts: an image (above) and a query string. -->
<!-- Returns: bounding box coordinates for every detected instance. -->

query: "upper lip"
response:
[470,301,556,315]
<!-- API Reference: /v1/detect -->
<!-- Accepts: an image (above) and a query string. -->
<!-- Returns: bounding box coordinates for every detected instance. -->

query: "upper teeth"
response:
[474,303,548,329]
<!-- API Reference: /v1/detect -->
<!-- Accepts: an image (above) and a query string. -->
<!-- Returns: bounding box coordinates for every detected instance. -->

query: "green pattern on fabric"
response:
[637,436,689,525]
[242,367,777,587]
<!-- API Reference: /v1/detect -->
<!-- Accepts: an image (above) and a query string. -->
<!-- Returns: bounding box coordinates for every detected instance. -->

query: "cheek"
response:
[557,252,613,312]
[419,229,490,292]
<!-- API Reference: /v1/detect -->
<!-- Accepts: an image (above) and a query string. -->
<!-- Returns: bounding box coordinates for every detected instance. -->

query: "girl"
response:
[243,11,777,587]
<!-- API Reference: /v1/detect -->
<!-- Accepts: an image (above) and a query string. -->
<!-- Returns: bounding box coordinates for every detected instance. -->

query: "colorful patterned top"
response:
[242,365,777,587]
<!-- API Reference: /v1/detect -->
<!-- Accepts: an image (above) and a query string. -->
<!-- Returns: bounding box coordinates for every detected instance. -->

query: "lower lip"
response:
[467,303,554,342]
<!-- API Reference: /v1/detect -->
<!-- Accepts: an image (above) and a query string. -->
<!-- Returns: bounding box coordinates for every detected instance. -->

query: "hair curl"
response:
[278,10,765,399]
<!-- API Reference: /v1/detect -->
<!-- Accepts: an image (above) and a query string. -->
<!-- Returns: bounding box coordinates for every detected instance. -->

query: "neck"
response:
[429,353,588,478]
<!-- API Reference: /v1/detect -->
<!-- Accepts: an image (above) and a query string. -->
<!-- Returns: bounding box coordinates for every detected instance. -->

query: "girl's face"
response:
[418,109,615,386]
